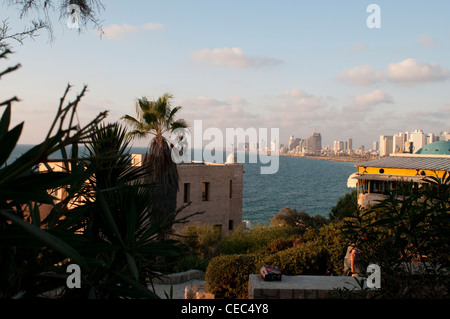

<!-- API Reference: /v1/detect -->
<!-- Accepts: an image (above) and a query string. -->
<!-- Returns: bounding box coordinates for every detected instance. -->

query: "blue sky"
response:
[1,0,450,149]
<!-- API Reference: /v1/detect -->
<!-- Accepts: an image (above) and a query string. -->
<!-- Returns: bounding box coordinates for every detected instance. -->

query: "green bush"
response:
[206,239,333,299]
[342,178,450,298]
[179,224,222,259]
[329,190,359,221]
[261,237,301,254]
[302,222,347,275]
[205,254,259,299]
[260,241,328,276]
[172,254,209,273]
[271,207,328,234]
[217,224,295,255]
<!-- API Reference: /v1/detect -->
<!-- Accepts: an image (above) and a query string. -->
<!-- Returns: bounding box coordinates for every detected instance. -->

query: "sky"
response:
[1,0,450,149]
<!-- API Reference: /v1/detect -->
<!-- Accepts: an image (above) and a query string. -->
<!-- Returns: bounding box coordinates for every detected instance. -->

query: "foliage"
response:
[342,176,450,298]
[179,223,222,260]
[1,0,104,49]
[122,93,188,237]
[302,222,348,275]
[329,190,359,221]
[217,224,296,255]
[205,254,259,299]
[271,206,328,234]
[261,241,328,276]
[0,50,183,299]
[206,240,329,298]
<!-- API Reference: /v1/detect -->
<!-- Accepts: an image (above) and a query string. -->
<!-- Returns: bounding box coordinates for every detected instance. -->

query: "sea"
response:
[8,145,356,226]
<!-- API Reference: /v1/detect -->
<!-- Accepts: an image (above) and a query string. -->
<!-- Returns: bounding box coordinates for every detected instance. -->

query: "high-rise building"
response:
[380,135,393,157]
[427,133,436,145]
[410,129,426,153]
[288,136,301,152]
[347,138,353,151]
[393,133,406,153]
[373,141,378,151]
[439,131,450,141]
[307,132,321,155]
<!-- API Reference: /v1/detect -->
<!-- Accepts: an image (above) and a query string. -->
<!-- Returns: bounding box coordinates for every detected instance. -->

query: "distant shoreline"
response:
[281,153,377,163]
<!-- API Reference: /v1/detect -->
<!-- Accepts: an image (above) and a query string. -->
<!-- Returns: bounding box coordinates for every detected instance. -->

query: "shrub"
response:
[342,178,450,298]
[271,207,328,234]
[260,241,328,276]
[302,222,347,275]
[179,224,222,259]
[261,237,301,254]
[205,254,259,299]
[217,224,295,255]
[329,190,359,221]
[206,240,331,299]
[172,254,209,273]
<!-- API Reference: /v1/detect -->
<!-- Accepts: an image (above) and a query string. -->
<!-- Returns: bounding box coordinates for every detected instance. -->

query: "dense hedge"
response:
[262,241,328,276]
[205,240,338,298]
[205,254,259,299]
[204,221,349,298]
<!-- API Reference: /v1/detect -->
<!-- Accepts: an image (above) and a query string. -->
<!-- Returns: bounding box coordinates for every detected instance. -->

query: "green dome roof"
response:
[416,140,450,155]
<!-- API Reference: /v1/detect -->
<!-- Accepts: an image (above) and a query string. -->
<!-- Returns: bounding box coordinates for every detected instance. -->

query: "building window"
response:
[229,180,233,199]
[202,182,210,201]
[228,220,234,231]
[183,183,190,203]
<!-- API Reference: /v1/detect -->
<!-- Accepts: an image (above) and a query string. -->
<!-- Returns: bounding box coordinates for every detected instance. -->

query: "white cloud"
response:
[141,23,164,31]
[179,96,230,108]
[227,96,248,105]
[385,58,450,85]
[190,47,282,69]
[417,33,438,48]
[336,65,382,86]
[101,22,164,40]
[281,88,312,99]
[349,42,367,52]
[177,95,261,131]
[102,24,139,39]
[346,90,393,112]
[337,58,450,86]
[272,89,328,119]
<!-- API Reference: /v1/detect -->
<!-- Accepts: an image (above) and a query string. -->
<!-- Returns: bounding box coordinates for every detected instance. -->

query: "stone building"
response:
[132,154,244,236]
[39,154,244,236]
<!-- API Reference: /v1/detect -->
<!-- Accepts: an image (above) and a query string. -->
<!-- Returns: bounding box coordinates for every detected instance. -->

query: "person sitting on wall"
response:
[343,243,363,277]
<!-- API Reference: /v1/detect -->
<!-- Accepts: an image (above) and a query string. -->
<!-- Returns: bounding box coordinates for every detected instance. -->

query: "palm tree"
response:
[121,93,187,235]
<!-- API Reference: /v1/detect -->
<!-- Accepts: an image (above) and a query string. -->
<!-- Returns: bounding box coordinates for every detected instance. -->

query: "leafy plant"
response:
[0,50,184,299]
[341,176,450,298]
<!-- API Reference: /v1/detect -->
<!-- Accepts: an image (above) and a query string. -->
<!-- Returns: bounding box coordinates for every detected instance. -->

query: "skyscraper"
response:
[380,135,393,157]
[410,129,426,153]
[307,132,322,155]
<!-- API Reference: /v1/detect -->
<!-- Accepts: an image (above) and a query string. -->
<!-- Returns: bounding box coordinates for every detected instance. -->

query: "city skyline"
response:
[1,1,450,149]
[285,127,449,155]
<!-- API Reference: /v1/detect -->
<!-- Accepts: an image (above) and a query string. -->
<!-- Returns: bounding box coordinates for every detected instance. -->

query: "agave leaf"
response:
[0,211,88,270]
[0,122,23,168]
[0,105,11,138]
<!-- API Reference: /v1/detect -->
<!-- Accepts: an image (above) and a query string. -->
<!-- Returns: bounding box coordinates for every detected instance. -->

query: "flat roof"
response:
[356,155,450,171]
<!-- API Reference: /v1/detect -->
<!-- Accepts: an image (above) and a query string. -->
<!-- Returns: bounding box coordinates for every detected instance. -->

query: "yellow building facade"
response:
[348,141,450,208]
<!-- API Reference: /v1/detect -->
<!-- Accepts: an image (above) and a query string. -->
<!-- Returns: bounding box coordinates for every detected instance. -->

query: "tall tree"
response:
[122,93,187,235]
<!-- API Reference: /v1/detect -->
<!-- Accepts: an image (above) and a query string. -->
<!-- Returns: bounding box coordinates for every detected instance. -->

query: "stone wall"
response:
[248,274,369,299]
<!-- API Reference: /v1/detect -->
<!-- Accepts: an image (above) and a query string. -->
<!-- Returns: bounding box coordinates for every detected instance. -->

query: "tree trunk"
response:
[144,134,179,237]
